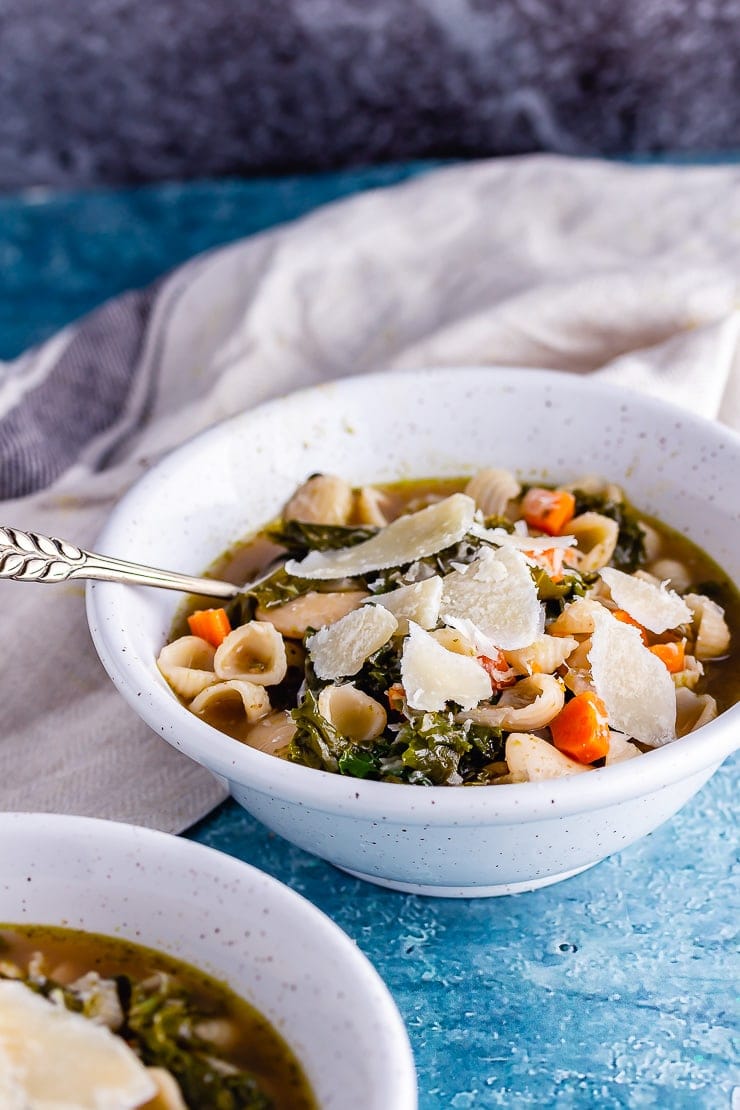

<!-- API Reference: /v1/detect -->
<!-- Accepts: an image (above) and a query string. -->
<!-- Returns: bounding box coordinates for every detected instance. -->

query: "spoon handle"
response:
[0,526,240,599]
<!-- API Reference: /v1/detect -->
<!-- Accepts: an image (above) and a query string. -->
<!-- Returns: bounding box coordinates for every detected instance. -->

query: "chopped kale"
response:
[393,711,504,786]
[288,689,386,777]
[354,642,402,702]
[128,975,272,1110]
[264,520,377,556]
[529,566,589,617]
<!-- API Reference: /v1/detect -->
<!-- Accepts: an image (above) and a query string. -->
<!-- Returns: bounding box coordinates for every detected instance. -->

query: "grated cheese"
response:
[0,979,156,1110]
[285,493,476,579]
[440,545,545,650]
[600,565,691,633]
[307,604,398,680]
[400,622,493,711]
[365,575,443,634]
[589,608,676,745]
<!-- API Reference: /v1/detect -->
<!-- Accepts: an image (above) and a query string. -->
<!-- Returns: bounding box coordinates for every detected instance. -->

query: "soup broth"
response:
[0,923,317,1110]
[160,472,738,787]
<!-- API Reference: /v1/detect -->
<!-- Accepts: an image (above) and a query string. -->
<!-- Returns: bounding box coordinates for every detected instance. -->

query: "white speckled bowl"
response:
[88,367,740,897]
[0,813,417,1109]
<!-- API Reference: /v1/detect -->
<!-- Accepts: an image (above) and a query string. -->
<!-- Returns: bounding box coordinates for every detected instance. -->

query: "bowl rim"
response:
[0,811,418,1107]
[87,365,740,826]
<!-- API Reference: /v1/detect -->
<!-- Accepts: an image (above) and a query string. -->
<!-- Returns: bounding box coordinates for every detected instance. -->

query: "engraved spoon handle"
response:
[0,526,241,599]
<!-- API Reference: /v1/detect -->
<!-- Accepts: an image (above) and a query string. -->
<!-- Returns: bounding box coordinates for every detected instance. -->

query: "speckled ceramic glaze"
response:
[87,368,740,897]
[0,813,417,1109]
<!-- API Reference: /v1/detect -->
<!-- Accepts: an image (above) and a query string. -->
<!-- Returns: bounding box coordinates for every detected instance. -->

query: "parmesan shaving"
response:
[307,604,398,680]
[365,576,443,634]
[0,980,156,1110]
[589,608,676,746]
[469,521,577,552]
[440,545,545,650]
[400,622,493,711]
[600,565,691,633]
[285,493,476,579]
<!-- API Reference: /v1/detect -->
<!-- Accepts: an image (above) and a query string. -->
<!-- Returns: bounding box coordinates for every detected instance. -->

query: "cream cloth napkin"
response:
[1,154,739,832]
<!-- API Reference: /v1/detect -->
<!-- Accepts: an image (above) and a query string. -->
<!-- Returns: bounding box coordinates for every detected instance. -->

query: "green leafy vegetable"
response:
[265,520,377,556]
[128,974,272,1110]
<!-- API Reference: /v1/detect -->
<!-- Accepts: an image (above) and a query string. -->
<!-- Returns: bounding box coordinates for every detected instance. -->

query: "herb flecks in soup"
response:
[0,924,316,1110]
[159,470,737,786]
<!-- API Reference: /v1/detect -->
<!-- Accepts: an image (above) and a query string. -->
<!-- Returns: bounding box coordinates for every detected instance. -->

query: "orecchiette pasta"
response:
[282,473,353,525]
[244,710,297,755]
[354,485,392,527]
[683,593,731,659]
[675,687,718,737]
[190,680,271,729]
[647,558,692,593]
[156,636,217,699]
[504,634,579,677]
[256,590,368,638]
[214,622,288,686]
[459,673,565,731]
[464,468,521,518]
[317,684,387,741]
[565,512,619,573]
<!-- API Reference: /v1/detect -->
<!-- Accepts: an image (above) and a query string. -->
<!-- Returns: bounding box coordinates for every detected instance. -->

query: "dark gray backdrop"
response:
[1,0,739,189]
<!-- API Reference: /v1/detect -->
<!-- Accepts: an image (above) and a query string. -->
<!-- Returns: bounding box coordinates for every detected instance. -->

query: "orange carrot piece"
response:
[187,607,232,647]
[612,609,649,645]
[477,651,517,689]
[550,691,610,764]
[386,683,406,712]
[521,487,576,536]
[524,546,565,583]
[649,640,685,673]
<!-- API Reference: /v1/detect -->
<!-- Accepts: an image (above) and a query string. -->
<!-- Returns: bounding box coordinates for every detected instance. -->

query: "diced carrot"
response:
[521,487,576,536]
[477,651,517,689]
[524,547,565,583]
[550,691,610,764]
[386,683,406,712]
[649,640,685,673]
[612,608,649,645]
[187,607,232,647]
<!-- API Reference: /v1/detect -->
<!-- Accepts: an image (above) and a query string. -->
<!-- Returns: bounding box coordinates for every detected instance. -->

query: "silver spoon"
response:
[0,525,251,600]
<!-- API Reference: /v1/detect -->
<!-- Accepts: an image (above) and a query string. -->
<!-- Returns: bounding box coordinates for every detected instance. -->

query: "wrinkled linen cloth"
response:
[1,154,739,832]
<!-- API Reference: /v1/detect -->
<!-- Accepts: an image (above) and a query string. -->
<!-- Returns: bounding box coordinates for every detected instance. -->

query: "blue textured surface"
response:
[2,163,738,1108]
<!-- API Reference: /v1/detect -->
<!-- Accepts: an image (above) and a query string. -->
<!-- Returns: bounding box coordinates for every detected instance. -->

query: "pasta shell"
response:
[282,474,353,525]
[683,593,731,659]
[257,590,368,638]
[675,688,718,737]
[560,638,595,695]
[317,684,387,741]
[605,731,640,765]
[243,710,297,755]
[354,486,392,527]
[646,557,692,593]
[214,621,287,686]
[459,673,565,731]
[564,512,619,573]
[156,635,217,700]
[464,468,521,518]
[190,680,271,729]
[505,732,590,781]
[504,634,578,676]
[548,597,605,636]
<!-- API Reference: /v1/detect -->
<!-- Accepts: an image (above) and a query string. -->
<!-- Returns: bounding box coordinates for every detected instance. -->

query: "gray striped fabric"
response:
[0,288,155,499]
